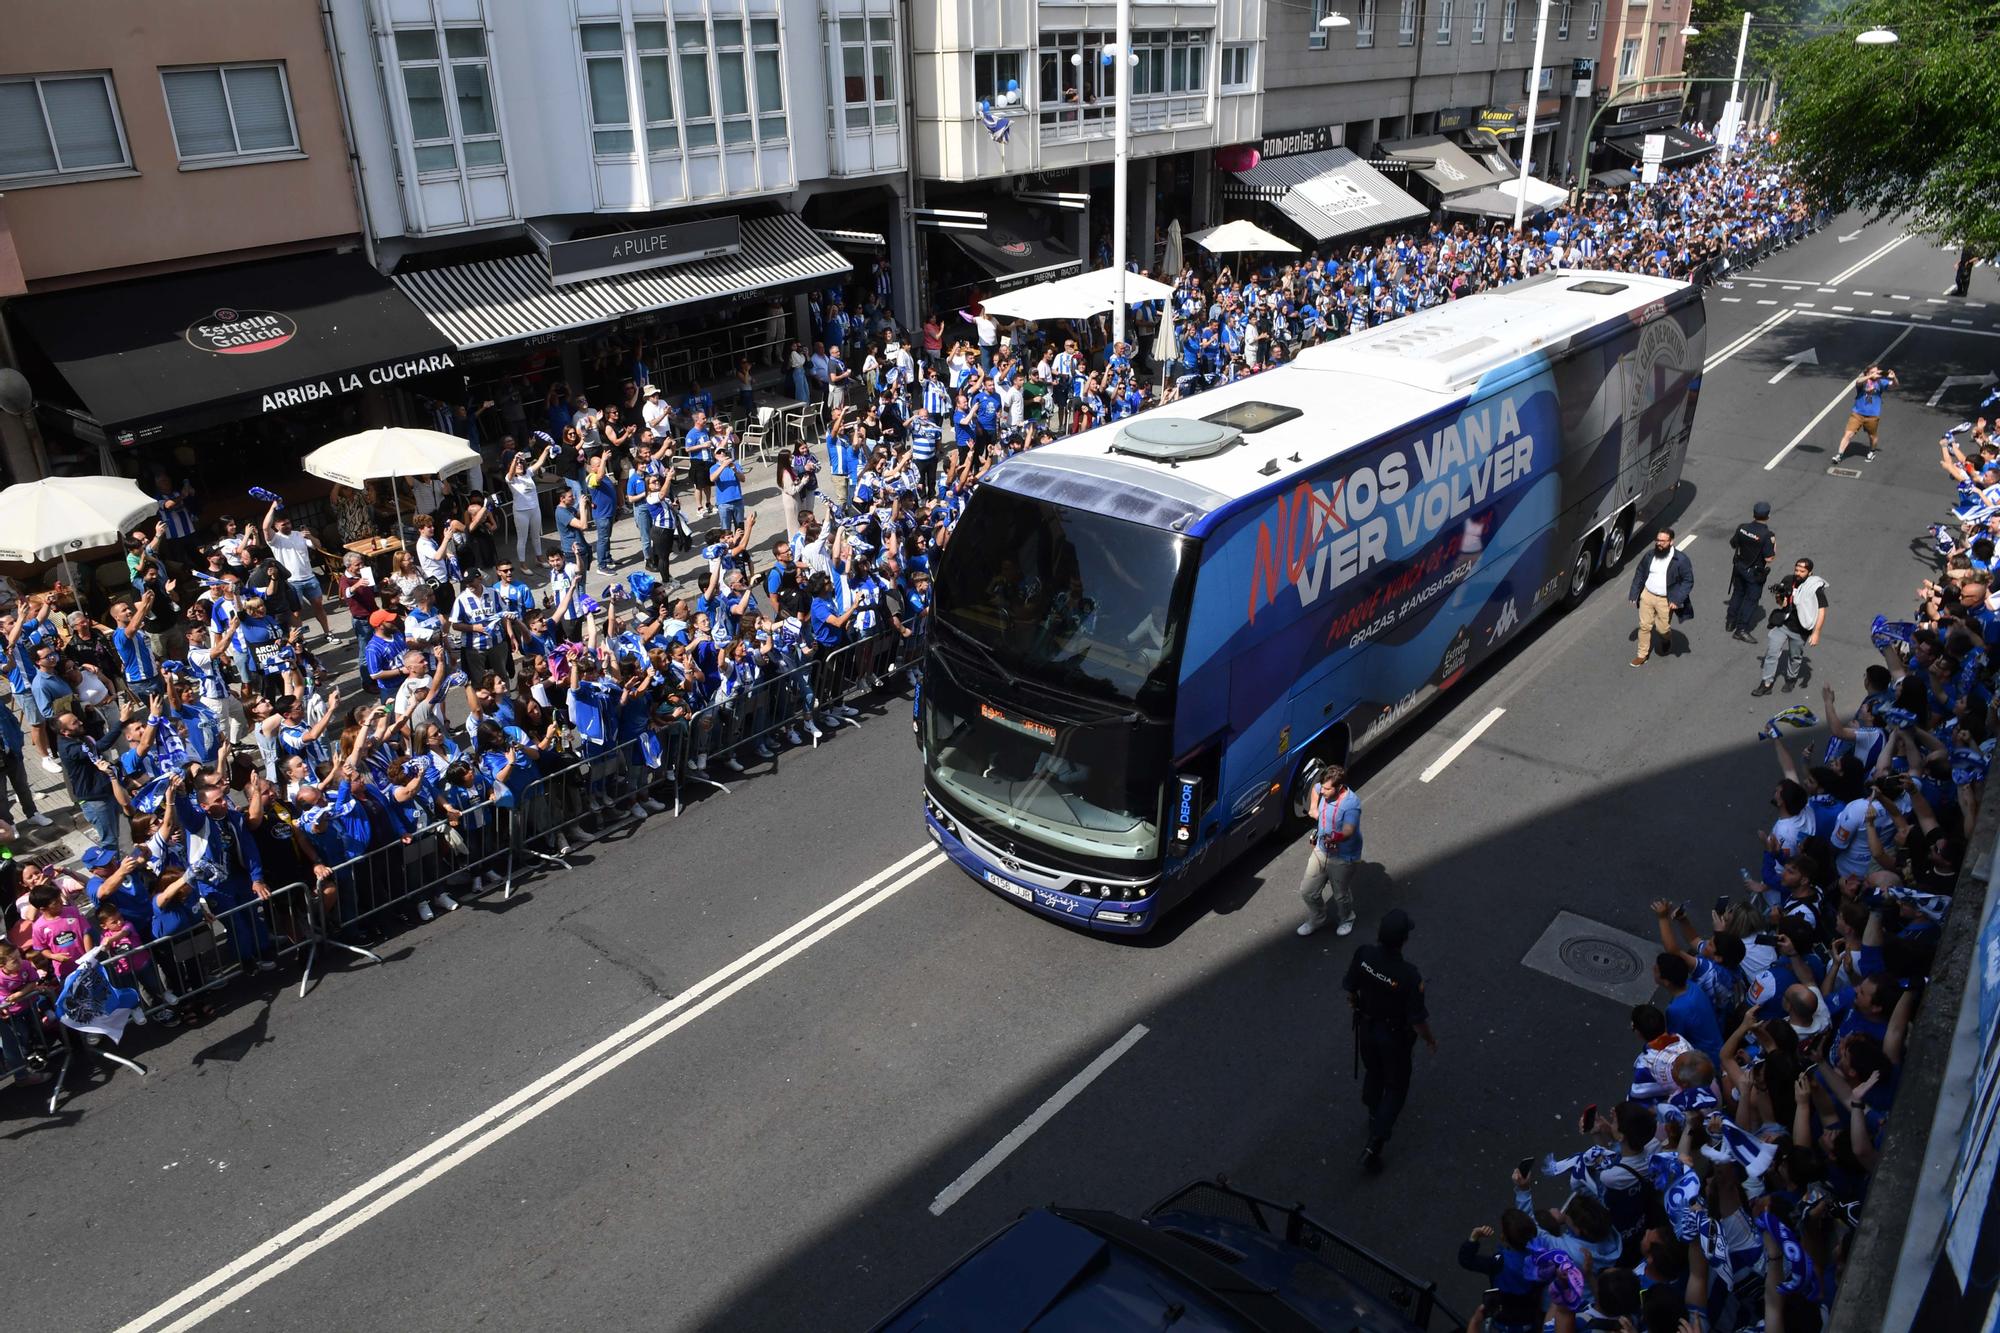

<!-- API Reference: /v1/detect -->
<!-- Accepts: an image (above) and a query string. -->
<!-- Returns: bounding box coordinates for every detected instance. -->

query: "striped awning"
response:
[1224,148,1429,243]
[394,213,849,351]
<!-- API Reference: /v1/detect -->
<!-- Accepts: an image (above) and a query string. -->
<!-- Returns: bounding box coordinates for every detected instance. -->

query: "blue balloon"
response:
[1100,51,1114,66]
[1006,78,1019,92]
[978,98,991,114]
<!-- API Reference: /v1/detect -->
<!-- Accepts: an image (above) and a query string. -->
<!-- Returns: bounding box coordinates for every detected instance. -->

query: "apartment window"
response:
[393,28,500,173]
[676,22,717,147]
[838,16,897,129]
[1502,0,1518,39]
[1436,0,1453,42]
[974,52,1024,104]
[1588,0,1601,36]
[0,72,130,182]
[1220,43,1254,92]
[580,23,636,154]
[711,19,752,147]
[1618,36,1639,76]
[1471,0,1487,40]
[1654,28,1667,69]
[160,63,297,164]
[750,19,785,144]
[1357,0,1377,46]
[1399,0,1418,44]
[1310,0,1332,49]
[1557,0,1572,38]
[633,21,678,154]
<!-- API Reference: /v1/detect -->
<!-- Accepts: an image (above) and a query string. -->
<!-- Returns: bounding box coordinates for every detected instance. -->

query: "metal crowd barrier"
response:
[4,626,924,1114]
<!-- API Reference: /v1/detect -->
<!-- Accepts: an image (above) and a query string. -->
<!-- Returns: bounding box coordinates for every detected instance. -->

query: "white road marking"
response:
[1764,325,1916,471]
[1794,303,1815,309]
[1871,310,1893,316]
[1817,288,1836,294]
[1745,281,1767,288]
[1675,533,1699,550]
[1854,291,1874,296]
[928,1023,1151,1217]
[1954,319,1976,327]
[1892,294,1911,300]
[1419,707,1507,784]
[1784,286,1802,292]
[1833,306,1854,312]
[114,847,950,1333]
[1928,297,1948,304]
[1723,296,1741,303]
[1828,231,1913,286]
[1757,299,1777,306]
[1971,302,1990,310]
[1703,308,1794,372]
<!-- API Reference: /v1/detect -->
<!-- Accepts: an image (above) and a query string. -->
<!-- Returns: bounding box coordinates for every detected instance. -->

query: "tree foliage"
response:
[1683,0,1814,80]
[1773,0,2000,251]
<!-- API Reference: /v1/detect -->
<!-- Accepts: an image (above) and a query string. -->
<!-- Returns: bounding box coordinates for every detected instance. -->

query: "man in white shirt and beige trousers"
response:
[1626,528,1695,666]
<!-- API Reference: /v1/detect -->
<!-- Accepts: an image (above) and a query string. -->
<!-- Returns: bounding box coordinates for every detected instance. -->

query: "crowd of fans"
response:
[1450,412,1999,1331]
[2,125,1836,1110]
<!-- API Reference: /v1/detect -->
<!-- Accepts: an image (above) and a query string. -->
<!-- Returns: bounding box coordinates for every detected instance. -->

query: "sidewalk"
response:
[14,463,807,871]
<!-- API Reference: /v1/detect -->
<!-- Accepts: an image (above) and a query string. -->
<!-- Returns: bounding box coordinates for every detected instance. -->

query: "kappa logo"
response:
[1489,596,1520,642]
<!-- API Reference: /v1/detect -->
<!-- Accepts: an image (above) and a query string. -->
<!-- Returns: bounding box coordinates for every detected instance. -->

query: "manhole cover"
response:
[1558,936,1643,984]
[1826,466,1863,478]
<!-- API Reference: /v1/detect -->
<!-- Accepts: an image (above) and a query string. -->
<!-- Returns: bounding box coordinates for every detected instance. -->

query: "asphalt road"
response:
[8,217,1996,1333]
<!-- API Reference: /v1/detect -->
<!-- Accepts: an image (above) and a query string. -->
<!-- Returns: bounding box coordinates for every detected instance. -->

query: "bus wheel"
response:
[1596,513,1633,580]
[1560,538,1599,611]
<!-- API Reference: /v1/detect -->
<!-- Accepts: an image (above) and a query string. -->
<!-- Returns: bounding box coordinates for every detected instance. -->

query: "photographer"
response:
[1753,558,1830,697]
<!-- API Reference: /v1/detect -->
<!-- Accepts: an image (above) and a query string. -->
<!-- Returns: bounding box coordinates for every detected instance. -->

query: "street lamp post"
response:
[1111,0,1132,351]
[1722,10,1751,164]
[1512,0,1555,233]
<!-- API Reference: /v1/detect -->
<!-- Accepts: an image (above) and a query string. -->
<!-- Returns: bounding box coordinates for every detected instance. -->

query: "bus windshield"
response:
[931,486,1194,713]
[925,486,1196,864]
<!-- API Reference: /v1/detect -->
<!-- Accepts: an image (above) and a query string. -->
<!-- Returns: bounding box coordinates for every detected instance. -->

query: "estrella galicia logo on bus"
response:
[186,308,297,355]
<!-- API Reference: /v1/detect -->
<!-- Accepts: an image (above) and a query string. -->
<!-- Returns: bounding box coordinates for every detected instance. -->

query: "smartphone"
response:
[1578,1100,1598,1134]
[1713,894,1731,916]
[1516,1156,1537,1179]
[1674,901,1691,919]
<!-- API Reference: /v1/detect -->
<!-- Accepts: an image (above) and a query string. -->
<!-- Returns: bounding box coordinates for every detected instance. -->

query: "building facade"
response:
[908,0,1264,313]
[325,0,915,414]
[1598,0,1693,104]
[0,0,425,490]
[1262,0,1602,211]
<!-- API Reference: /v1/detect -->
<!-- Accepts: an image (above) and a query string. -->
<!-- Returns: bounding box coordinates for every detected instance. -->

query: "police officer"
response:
[1344,908,1436,1174]
[1725,500,1777,642]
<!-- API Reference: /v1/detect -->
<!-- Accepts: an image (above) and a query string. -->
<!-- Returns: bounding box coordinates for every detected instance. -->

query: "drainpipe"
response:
[321,0,380,272]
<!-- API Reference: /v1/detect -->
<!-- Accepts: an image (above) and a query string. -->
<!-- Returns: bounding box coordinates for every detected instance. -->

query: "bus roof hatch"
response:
[1110,417,1242,465]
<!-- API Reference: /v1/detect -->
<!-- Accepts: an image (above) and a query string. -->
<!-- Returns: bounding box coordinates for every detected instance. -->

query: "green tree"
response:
[1682,0,1814,80]
[1773,0,2000,250]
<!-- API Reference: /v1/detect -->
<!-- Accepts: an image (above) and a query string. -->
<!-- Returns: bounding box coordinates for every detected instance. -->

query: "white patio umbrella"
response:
[0,475,159,591]
[1187,219,1299,254]
[981,268,1178,321]
[302,426,481,540]
[1164,218,1185,277]
[1152,313,1179,389]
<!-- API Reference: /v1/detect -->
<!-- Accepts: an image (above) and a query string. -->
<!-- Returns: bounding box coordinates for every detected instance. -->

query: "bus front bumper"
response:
[924,814,1158,934]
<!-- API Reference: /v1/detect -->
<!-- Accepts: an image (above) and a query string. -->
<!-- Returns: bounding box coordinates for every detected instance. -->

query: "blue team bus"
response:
[921,270,1706,933]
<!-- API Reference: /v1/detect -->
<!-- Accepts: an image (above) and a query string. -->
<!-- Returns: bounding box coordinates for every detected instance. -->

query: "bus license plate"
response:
[984,871,1032,903]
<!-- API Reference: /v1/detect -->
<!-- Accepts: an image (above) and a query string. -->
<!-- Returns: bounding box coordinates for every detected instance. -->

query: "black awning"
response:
[1591,167,1639,188]
[943,202,1081,292]
[1601,126,1715,167]
[8,250,454,444]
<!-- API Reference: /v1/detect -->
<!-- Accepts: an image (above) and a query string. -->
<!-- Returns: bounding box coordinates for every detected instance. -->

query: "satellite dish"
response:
[0,368,32,417]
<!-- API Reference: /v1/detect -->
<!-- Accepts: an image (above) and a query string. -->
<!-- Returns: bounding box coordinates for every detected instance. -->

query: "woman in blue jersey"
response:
[230,595,292,699]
